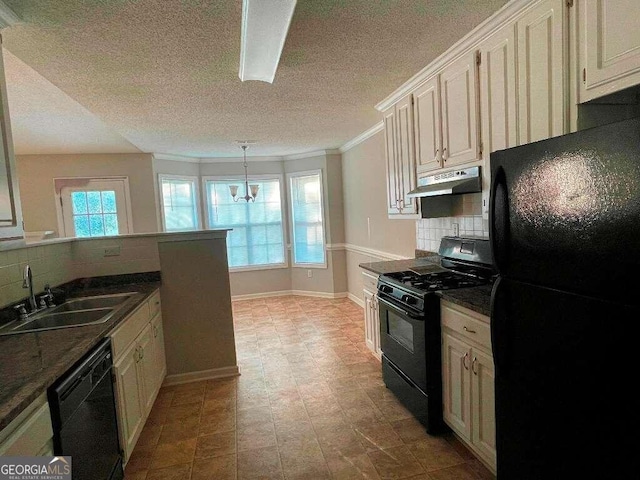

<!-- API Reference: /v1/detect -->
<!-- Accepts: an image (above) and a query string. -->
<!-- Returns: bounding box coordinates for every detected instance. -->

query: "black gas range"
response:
[377,236,494,434]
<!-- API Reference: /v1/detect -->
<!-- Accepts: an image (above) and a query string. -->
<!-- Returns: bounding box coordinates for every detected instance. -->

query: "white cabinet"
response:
[579,0,640,102]
[413,51,480,175]
[0,394,53,456]
[440,51,480,167]
[383,94,418,218]
[362,271,381,359]
[111,289,166,463]
[114,340,145,458]
[479,23,518,154]
[441,301,496,472]
[516,0,567,143]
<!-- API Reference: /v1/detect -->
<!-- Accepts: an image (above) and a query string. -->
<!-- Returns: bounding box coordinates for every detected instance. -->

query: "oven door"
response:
[377,294,427,391]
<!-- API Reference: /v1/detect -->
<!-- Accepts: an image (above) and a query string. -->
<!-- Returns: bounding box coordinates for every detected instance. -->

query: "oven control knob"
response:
[402,295,417,305]
[380,285,393,294]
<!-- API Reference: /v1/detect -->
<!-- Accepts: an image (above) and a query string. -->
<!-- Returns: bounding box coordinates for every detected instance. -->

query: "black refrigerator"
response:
[489,117,640,479]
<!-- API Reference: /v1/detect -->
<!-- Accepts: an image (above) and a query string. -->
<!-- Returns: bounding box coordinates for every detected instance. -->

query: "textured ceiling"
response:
[3,48,141,155]
[3,0,508,157]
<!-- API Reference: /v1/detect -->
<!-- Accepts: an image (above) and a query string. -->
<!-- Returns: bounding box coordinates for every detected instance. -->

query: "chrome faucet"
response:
[22,264,37,312]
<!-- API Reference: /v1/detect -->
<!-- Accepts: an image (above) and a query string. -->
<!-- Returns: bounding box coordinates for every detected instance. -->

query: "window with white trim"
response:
[204,176,286,269]
[159,175,200,232]
[289,171,326,266]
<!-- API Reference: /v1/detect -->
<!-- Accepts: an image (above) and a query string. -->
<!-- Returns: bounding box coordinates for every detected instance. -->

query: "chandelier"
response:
[230,144,259,202]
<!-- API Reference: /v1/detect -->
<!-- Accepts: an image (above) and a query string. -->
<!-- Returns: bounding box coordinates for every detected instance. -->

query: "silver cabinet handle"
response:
[140,345,144,360]
[442,147,447,161]
[472,357,478,375]
[463,352,469,370]
[434,148,439,161]
[153,325,158,338]
[134,346,141,363]
[463,326,476,334]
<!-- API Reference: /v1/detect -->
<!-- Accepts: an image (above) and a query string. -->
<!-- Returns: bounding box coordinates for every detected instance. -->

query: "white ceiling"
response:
[2,0,508,158]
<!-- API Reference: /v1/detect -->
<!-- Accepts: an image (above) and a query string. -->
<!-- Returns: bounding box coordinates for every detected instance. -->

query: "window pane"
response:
[290,173,325,265]
[104,214,119,235]
[74,216,90,237]
[206,178,285,268]
[87,191,103,214]
[161,177,198,231]
[101,191,117,213]
[72,192,88,214]
[89,214,105,236]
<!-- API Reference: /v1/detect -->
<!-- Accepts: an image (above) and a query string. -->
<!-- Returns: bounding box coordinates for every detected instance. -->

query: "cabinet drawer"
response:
[148,290,161,319]
[362,271,379,292]
[441,301,491,351]
[111,301,150,359]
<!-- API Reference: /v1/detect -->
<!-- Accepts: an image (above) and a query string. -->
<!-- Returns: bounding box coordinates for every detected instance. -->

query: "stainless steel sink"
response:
[0,292,142,335]
[49,293,138,313]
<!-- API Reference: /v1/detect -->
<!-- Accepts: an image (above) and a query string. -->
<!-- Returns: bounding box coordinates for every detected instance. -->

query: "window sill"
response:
[229,263,289,273]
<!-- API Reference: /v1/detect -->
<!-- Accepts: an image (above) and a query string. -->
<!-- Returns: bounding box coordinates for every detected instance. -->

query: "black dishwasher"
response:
[48,338,124,480]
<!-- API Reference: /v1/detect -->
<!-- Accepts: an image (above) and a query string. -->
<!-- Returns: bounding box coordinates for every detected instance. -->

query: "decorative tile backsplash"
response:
[416,216,489,252]
[415,193,489,252]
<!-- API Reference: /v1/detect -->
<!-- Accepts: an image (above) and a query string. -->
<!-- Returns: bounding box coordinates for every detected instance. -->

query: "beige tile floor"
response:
[125,295,495,480]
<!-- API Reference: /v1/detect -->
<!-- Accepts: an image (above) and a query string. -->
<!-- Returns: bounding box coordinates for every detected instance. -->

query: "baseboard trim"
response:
[163,366,240,386]
[348,292,365,308]
[232,290,349,301]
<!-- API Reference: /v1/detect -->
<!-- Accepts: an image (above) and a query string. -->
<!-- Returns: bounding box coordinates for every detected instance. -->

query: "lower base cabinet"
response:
[111,290,166,463]
[441,301,496,472]
[362,271,381,359]
[0,394,54,456]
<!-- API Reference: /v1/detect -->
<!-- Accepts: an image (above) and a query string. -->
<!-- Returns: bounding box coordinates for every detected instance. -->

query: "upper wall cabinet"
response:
[579,0,640,102]
[383,94,418,218]
[516,0,567,144]
[478,23,518,155]
[0,39,23,240]
[413,51,480,175]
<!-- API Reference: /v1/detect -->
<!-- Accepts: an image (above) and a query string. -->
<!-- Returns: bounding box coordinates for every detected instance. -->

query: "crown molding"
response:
[0,2,21,29]
[283,149,340,161]
[375,0,536,112]
[339,122,384,153]
[199,155,284,164]
[153,153,201,163]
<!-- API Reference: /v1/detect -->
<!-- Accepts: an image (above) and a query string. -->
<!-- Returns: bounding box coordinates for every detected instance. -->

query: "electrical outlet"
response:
[307,270,313,278]
[104,246,121,257]
[452,223,460,237]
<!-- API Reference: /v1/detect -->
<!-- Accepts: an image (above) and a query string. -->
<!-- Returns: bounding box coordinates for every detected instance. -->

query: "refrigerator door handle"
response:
[490,276,508,376]
[490,166,509,273]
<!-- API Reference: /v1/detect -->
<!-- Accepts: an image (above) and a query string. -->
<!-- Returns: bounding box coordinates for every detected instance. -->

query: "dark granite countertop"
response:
[437,284,493,317]
[0,273,161,430]
[359,255,439,275]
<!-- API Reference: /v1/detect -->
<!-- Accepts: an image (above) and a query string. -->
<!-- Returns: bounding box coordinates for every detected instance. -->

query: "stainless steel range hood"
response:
[407,166,482,198]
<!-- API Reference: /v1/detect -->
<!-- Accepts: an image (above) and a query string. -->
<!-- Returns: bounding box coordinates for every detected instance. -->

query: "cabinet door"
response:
[471,348,496,468]
[383,106,401,215]
[442,331,472,439]
[517,0,566,143]
[395,94,418,214]
[114,341,144,459]
[363,289,377,355]
[580,0,640,101]
[479,23,518,154]
[152,313,167,393]
[136,323,156,414]
[413,76,442,174]
[440,51,479,167]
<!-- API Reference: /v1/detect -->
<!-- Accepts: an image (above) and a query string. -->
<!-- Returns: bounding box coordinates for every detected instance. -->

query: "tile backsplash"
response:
[0,236,161,308]
[415,192,489,252]
[416,216,489,252]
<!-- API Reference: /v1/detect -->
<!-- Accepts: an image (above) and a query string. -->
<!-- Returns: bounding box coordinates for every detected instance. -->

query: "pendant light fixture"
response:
[230,144,259,202]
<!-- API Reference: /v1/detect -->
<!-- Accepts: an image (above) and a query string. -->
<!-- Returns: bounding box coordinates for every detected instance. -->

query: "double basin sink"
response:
[0,292,142,336]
